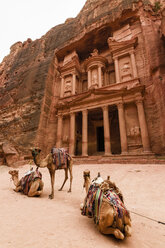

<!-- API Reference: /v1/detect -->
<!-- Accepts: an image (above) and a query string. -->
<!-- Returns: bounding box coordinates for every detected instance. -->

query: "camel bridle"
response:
[32,149,40,166]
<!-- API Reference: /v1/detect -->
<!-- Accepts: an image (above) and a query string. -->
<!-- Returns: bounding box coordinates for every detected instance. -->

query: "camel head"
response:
[30,147,41,166]
[9,170,19,180]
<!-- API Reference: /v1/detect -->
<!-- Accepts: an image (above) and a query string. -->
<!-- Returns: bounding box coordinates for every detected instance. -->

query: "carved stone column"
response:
[114,57,120,84]
[82,109,88,156]
[56,113,63,148]
[136,100,151,152]
[130,52,138,78]
[88,70,91,89]
[102,106,111,155]
[98,66,102,88]
[69,112,75,156]
[60,77,64,98]
[117,102,128,154]
[72,73,76,95]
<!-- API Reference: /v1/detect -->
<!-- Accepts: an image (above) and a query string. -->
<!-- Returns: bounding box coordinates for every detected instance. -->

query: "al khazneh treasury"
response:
[0,0,165,163]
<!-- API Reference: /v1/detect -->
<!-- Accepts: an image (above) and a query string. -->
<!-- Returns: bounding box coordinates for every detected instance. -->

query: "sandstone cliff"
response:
[0,0,165,163]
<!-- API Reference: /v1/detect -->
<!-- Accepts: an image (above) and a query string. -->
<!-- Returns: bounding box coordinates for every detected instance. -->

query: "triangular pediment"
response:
[57,83,144,110]
[59,87,126,107]
[60,55,81,74]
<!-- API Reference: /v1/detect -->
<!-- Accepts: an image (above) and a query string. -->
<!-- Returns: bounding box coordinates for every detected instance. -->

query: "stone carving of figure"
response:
[121,62,131,73]
[134,126,140,136]
[90,49,99,57]
[92,69,98,86]
[127,126,141,148]
[65,81,71,91]
[121,61,132,82]
[128,126,140,137]
[64,80,72,96]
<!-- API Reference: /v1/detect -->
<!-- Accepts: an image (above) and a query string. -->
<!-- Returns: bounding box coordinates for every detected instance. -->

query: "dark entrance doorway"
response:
[97,126,104,152]
[110,108,121,154]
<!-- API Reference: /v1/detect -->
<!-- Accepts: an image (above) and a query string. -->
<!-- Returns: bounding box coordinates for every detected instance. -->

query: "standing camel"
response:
[31,147,73,199]
[81,170,132,240]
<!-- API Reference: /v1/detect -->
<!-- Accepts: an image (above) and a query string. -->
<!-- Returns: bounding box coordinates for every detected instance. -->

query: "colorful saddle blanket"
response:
[20,169,42,195]
[51,147,69,169]
[82,183,129,225]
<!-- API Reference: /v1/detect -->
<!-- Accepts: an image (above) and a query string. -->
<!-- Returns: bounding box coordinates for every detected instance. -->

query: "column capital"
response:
[129,51,134,55]
[57,112,63,118]
[70,111,75,116]
[102,105,108,111]
[135,98,143,105]
[117,102,124,109]
[82,109,88,115]
[113,56,119,61]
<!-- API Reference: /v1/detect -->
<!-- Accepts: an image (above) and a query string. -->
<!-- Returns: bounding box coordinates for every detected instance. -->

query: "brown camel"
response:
[81,170,132,240]
[31,147,73,199]
[9,168,44,197]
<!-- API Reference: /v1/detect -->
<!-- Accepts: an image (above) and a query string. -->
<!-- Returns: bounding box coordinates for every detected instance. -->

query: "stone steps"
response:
[73,154,165,164]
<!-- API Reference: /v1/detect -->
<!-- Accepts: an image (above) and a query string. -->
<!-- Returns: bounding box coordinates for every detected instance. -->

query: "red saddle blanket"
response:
[51,147,69,169]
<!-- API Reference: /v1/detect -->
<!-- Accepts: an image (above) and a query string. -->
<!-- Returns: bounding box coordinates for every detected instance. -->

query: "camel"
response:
[9,168,44,197]
[81,170,132,240]
[31,147,73,199]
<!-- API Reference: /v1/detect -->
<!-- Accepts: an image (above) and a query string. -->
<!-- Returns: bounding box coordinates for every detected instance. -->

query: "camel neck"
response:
[85,178,91,194]
[12,175,19,187]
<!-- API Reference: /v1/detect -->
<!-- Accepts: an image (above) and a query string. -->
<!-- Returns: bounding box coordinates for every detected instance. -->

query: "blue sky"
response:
[0,0,86,62]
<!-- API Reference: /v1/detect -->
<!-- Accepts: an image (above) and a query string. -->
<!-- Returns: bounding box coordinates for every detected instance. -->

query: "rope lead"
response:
[130,210,165,225]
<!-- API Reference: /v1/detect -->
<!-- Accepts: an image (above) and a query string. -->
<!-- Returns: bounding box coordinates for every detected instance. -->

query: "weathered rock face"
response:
[0,142,20,166]
[0,0,165,162]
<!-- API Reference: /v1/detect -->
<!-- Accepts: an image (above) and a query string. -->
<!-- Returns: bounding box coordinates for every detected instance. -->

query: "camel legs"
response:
[14,186,22,192]
[124,216,132,237]
[58,169,68,191]
[99,226,124,240]
[58,159,73,192]
[28,180,44,197]
[68,160,73,192]
[48,168,55,199]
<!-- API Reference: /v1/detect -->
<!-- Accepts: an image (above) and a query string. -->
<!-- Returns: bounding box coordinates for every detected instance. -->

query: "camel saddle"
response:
[20,169,42,195]
[82,183,130,226]
[51,147,69,169]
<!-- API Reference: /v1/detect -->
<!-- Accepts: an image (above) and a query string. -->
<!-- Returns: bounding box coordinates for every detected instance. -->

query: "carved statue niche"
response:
[64,78,72,97]
[127,126,142,152]
[120,56,132,82]
[91,68,98,88]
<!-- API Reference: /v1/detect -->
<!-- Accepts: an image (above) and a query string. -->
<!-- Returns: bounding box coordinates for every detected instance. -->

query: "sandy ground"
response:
[0,162,165,248]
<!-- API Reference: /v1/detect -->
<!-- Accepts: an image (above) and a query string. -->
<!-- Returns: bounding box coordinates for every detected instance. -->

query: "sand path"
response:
[0,163,165,248]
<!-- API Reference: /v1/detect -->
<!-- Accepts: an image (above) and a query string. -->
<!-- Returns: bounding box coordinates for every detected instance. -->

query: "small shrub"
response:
[153,1,162,12]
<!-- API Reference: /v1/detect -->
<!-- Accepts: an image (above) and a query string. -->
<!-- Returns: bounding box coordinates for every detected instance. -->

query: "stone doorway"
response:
[109,107,121,154]
[97,126,105,152]
[88,108,103,155]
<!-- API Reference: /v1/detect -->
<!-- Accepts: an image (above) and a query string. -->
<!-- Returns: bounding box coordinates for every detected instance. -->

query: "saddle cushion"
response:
[51,147,69,169]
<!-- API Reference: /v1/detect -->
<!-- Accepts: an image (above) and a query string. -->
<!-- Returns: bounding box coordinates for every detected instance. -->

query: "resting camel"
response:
[9,168,44,197]
[81,170,132,240]
[31,147,73,199]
